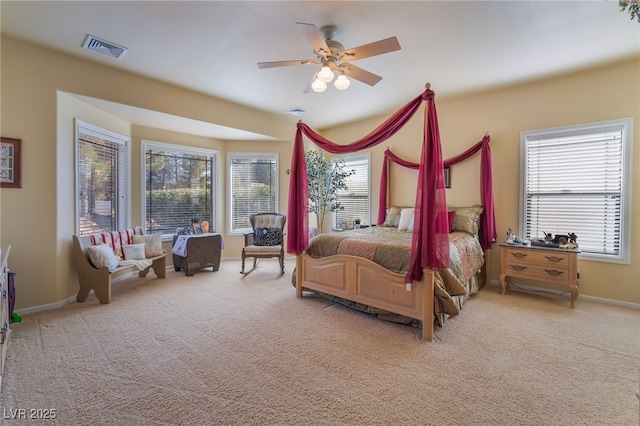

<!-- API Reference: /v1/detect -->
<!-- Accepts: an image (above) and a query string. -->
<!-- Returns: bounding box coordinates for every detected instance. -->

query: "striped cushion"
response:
[89,229,141,259]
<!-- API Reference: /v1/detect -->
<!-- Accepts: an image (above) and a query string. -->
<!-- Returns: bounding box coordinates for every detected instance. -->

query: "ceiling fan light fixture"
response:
[334,74,350,90]
[317,66,334,83]
[311,78,327,92]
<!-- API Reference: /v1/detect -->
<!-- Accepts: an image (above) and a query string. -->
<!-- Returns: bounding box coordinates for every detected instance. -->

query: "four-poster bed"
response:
[287,84,496,341]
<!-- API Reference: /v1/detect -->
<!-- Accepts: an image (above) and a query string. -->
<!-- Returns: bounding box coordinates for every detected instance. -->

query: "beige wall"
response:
[1,37,294,310]
[323,58,640,305]
[1,36,638,310]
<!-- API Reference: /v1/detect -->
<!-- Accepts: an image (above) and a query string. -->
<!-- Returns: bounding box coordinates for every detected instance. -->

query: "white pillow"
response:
[87,244,120,272]
[397,208,415,231]
[122,243,147,261]
[132,233,163,257]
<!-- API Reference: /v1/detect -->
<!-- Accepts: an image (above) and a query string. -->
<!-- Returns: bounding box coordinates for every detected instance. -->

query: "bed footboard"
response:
[296,254,435,341]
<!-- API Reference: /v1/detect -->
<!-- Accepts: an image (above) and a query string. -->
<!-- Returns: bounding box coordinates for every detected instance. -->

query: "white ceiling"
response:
[2,1,639,140]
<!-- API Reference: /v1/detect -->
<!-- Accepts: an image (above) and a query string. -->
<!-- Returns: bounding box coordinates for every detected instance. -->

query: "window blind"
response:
[522,123,627,260]
[76,121,128,236]
[144,143,217,236]
[229,154,277,233]
[332,154,370,229]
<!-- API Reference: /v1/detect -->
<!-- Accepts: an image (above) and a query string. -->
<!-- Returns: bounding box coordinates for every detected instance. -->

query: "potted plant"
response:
[306,150,355,233]
[354,218,361,229]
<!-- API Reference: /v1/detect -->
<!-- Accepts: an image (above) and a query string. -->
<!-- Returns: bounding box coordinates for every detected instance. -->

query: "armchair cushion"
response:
[254,227,282,246]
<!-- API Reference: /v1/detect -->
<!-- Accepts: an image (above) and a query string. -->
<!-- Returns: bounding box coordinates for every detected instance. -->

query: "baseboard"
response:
[15,265,174,317]
[15,294,77,316]
[488,279,640,310]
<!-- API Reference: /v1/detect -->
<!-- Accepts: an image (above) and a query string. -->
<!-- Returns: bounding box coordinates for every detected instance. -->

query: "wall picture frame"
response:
[0,137,22,188]
[444,167,451,188]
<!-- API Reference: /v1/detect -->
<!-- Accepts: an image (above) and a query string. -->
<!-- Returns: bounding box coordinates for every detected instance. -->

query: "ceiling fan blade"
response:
[257,59,318,69]
[340,63,383,86]
[295,22,331,58]
[303,70,320,94]
[339,36,401,62]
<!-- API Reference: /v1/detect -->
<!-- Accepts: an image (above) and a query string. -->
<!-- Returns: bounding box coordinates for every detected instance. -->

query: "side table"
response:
[499,243,580,308]
[172,234,222,276]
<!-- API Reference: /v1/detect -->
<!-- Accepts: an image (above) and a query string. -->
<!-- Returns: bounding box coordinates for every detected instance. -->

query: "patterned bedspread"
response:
[306,227,485,317]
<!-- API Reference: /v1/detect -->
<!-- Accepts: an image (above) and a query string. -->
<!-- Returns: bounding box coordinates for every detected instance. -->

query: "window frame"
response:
[330,152,371,230]
[227,152,279,235]
[519,118,633,264]
[75,119,130,236]
[141,140,220,240]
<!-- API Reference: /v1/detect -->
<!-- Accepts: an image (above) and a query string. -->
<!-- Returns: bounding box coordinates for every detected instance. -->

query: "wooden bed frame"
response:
[295,253,435,341]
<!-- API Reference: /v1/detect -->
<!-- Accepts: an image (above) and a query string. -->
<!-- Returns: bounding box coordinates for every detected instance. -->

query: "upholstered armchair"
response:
[241,213,286,275]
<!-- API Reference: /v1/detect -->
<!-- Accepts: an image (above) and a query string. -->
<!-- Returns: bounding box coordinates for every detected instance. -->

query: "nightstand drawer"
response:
[505,261,570,284]
[504,248,570,267]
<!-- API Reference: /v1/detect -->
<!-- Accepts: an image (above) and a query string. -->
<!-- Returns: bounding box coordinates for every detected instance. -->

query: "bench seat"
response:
[73,226,167,304]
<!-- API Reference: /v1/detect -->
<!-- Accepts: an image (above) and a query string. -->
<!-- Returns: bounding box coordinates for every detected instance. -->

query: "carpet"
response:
[0,258,638,425]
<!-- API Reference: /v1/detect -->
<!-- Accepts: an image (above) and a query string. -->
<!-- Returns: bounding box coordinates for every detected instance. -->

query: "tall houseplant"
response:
[306,150,355,233]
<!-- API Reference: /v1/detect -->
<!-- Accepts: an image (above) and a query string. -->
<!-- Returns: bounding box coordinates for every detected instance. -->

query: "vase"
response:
[201,221,209,233]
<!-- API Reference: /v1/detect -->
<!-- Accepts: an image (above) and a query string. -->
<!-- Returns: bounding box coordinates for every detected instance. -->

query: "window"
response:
[228,153,278,234]
[520,118,632,263]
[76,120,129,236]
[143,141,218,237]
[331,153,371,229]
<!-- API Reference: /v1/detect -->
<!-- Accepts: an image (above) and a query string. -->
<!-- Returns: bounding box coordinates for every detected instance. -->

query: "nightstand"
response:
[499,243,580,308]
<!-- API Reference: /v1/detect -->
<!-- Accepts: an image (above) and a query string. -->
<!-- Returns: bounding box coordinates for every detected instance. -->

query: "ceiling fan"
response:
[257,23,401,93]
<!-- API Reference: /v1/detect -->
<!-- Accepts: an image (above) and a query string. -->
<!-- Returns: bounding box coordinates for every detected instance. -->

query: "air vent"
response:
[82,35,128,60]
[286,107,310,117]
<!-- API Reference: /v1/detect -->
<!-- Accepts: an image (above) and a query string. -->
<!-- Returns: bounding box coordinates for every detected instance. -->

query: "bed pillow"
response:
[87,244,120,272]
[397,208,415,231]
[122,243,147,261]
[254,227,282,246]
[132,233,164,257]
[382,206,402,227]
[450,205,484,235]
[448,211,456,233]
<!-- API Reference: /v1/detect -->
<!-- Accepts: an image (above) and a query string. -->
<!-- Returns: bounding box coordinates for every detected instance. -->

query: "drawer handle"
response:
[0,322,6,345]
[511,265,527,272]
[511,252,527,259]
[545,269,564,277]
[545,256,564,263]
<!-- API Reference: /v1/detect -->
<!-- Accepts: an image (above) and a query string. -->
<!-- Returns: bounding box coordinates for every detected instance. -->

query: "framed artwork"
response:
[444,167,451,188]
[0,137,21,188]
[192,223,202,234]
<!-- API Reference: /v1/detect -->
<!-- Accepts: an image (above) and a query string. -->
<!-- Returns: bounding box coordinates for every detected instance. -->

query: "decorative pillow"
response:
[398,208,415,231]
[448,211,456,233]
[450,205,484,235]
[122,243,147,261]
[87,244,120,272]
[254,227,282,246]
[382,206,402,227]
[133,233,164,257]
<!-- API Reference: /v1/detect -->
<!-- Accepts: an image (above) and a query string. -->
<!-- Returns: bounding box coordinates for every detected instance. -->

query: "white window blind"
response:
[228,153,278,234]
[76,120,129,236]
[331,153,370,229]
[520,119,631,263]
[143,141,218,237]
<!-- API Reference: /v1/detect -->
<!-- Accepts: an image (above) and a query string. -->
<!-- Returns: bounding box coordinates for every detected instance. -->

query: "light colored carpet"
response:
[1,258,638,425]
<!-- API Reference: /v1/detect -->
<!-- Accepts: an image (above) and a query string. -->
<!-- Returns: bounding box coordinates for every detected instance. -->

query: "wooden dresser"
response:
[499,243,580,308]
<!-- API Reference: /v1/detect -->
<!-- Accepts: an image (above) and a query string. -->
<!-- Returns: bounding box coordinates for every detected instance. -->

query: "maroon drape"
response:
[406,103,450,282]
[378,134,496,250]
[287,87,450,282]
